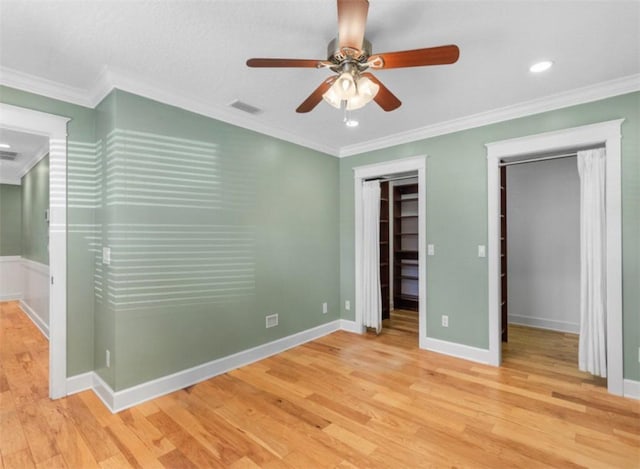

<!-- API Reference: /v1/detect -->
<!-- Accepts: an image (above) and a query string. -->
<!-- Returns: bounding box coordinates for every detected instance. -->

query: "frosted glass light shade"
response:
[322,74,380,110]
[346,76,379,110]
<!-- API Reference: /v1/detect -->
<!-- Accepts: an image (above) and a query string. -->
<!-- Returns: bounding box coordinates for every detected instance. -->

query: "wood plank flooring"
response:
[1,300,638,468]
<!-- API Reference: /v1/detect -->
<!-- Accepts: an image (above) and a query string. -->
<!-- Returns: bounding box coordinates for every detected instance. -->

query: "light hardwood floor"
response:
[1,300,638,468]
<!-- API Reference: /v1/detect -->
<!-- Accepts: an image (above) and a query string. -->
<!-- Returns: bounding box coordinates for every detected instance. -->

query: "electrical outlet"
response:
[266,314,278,328]
[441,315,449,327]
[345,300,351,311]
[478,245,486,257]
[106,349,111,368]
[427,244,435,256]
[322,302,328,314]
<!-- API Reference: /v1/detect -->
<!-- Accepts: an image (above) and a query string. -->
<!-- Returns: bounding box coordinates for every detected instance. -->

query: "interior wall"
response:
[102,90,340,391]
[21,155,49,265]
[339,91,639,382]
[1,86,637,386]
[0,183,22,256]
[506,157,580,333]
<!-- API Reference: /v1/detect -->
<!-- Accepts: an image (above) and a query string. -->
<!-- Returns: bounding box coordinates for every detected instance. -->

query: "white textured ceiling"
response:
[0,128,49,183]
[0,0,638,156]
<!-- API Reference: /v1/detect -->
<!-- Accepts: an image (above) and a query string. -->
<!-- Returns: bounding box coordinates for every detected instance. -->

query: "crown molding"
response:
[3,66,638,159]
[0,66,94,108]
[0,175,21,185]
[99,68,340,156]
[1,66,339,156]
[338,74,640,157]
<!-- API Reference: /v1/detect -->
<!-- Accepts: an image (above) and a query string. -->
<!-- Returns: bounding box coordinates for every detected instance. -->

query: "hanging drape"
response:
[577,148,607,378]
[361,180,382,334]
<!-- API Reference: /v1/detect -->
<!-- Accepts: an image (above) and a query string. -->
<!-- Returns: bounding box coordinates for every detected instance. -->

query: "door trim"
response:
[486,119,624,396]
[0,103,69,399]
[353,155,426,348]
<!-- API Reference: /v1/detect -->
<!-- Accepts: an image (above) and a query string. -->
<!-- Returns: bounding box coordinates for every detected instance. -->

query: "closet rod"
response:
[366,175,418,182]
[499,152,577,167]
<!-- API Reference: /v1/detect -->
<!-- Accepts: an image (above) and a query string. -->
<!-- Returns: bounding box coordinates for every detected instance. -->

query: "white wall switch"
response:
[478,245,486,257]
[427,244,435,256]
[106,349,111,368]
[322,302,328,314]
[102,247,111,265]
[345,300,351,311]
[441,315,449,327]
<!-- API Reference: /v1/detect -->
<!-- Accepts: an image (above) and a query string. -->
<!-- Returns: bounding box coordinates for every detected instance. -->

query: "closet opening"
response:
[499,150,607,389]
[486,119,624,396]
[353,156,426,349]
[375,174,419,337]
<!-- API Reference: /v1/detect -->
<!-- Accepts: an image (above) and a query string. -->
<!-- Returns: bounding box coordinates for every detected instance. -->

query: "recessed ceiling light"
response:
[345,119,359,128]
[0,143,11,149]
[529,60,553,73]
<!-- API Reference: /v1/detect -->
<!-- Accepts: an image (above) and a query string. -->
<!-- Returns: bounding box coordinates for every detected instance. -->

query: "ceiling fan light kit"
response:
[246,0,460,116]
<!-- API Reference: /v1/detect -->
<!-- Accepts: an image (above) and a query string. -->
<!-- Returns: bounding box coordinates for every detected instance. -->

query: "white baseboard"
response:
[92,373,116,411]
[0,294,22,301]
[424,337,491,364]
[81,320,342,413]
[18,299,49,339]
[66,372,94,394]
[623,379,640,400]
[339,319,364,334]
[509,315,580,334]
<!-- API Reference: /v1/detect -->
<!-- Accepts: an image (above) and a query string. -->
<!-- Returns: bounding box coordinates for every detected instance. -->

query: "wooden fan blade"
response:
[296,76,338,113]
[368,45,460,69]
[337,0,369,52]
[361,73,401,111]
[247,58,328,68]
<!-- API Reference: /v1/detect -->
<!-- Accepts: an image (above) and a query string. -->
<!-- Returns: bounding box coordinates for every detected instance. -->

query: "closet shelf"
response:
[397,294,418,301]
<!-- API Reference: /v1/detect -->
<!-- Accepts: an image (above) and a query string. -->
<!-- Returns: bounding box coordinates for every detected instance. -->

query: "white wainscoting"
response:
[20,258,50,338]
[0,256,23,300]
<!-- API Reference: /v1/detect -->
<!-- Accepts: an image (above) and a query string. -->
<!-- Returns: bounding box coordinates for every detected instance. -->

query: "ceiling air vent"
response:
[0,151,18,161]
[229,100,262,115]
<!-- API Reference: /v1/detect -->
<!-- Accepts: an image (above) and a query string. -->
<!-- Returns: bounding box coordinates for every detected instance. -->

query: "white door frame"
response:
[486,119,624,396]
[353,155,427,348]
[0,103,69,399]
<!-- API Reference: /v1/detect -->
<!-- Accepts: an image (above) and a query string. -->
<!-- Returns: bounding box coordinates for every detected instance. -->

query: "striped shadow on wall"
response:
[100,129,258,311]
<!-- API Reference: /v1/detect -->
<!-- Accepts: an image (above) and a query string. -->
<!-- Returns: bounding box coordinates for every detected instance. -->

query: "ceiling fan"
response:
[246,0,459,114]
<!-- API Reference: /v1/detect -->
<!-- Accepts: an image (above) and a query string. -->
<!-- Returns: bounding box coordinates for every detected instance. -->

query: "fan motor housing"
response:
[327,37,372,64]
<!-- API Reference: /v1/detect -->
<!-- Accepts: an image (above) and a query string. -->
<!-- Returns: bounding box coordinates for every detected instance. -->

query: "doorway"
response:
[486,119,624,396]
[0,103,69,399]
[353,156,426,348]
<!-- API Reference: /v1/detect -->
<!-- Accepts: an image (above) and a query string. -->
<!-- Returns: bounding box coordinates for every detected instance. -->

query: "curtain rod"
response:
[499,152,577,167]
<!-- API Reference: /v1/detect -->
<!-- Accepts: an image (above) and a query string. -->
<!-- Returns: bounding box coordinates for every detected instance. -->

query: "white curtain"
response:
[577,148,607,377]
[361,180,382,333]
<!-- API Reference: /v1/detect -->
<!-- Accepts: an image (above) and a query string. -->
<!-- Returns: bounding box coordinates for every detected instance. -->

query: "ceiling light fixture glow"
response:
[322,74,379,111]
[0,143,11,149]
[345,119,359,128]
[529,60,553,73]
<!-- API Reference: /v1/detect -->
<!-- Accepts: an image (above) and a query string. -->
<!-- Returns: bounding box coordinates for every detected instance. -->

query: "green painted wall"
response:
[104,90,340,390]
[2,84,637,389]
[339,92,640,381]
[0,184,22,256]
[93,91,117,386]
[0,85,97,376]
[21,155,49,265]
